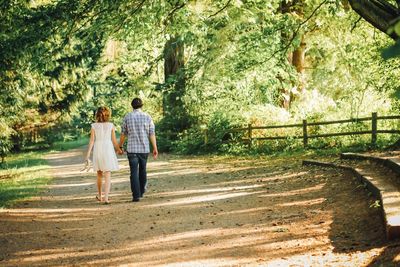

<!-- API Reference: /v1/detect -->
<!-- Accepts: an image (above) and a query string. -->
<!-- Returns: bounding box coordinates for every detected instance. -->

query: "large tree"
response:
[1,0,399,155]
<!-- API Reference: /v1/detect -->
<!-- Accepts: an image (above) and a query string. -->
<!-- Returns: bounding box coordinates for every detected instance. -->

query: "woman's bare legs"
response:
[97,171,103,201]
[103,171,111,203]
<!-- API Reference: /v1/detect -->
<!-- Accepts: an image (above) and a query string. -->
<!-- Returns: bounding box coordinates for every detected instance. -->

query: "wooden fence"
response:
[224,112,400,149]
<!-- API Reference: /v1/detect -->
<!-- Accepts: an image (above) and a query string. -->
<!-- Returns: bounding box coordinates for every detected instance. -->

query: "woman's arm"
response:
[85,128,95,160]
[119,117,127,149]
[112,127,123,154]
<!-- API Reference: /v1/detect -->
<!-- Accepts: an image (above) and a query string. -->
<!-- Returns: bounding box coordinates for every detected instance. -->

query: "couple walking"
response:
[84,97,158,204]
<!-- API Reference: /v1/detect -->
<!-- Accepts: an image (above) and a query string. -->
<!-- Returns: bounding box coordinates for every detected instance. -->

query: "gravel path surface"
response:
[0,147,396,266]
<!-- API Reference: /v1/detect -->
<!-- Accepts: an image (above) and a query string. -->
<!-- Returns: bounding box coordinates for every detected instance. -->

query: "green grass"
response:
[0,137,89,208]
[0,174,49,208]
[51,136,89,151]
[0,150,50,208]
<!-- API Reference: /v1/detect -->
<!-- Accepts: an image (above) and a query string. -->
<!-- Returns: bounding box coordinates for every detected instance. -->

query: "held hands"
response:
[117,147,124,155]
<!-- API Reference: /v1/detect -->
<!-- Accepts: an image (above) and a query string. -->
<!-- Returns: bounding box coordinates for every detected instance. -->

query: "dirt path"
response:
[0,147,397,266]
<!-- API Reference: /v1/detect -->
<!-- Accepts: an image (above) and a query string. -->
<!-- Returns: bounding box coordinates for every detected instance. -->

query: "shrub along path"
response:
[0,147,398,266]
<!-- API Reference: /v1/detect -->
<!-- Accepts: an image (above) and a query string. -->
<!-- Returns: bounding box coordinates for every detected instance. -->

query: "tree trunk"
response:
[292,35,307,93]
[162,36,190,133]
[278,0,307,109]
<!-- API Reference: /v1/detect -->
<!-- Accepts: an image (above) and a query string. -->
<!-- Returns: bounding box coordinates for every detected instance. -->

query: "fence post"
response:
[303,119,308,148]
[371,112,377,146]
[248,124,252,149]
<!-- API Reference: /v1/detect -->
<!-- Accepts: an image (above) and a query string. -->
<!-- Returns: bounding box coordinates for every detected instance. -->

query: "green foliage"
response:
[1,0,400,155]
[0,137,13,163]
[381,39,400,59]
[382,20,400,59]
[369,200,381,209]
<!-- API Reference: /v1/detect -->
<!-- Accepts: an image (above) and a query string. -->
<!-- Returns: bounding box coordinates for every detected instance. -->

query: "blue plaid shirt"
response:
[121,109,155,153]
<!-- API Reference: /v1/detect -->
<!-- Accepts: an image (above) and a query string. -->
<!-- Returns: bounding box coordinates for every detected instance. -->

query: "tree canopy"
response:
[1,0,400,155]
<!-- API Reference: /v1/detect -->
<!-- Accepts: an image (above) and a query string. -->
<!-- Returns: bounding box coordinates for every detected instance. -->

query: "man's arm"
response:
[150,134,158,159]
[148,117,158,159]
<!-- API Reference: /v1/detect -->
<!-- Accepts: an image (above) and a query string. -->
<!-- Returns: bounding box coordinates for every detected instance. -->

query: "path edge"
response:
[302,159,398,240]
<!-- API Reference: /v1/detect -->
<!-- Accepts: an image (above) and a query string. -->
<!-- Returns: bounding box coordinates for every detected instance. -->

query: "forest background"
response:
[2,0,400,160]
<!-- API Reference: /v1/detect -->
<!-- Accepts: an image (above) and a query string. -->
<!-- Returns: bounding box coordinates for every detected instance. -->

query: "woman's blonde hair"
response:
[95,107,111,122]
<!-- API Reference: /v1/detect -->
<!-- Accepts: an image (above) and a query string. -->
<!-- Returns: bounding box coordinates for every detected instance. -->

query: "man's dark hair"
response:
[131,98,143,109]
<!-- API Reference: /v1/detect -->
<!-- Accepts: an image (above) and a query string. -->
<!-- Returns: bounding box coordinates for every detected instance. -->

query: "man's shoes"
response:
[132,198,140,202]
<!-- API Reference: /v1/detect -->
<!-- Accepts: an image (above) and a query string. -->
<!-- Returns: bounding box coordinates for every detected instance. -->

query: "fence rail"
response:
[224,112,400,148]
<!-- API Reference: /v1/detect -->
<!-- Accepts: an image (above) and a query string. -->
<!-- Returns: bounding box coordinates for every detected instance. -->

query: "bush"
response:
[0,137,13,164]
[167,110,247,154]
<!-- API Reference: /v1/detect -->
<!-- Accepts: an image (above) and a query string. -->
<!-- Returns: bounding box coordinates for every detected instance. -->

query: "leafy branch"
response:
[208,0,232,18]
[113,0,147,34]
[266,0,329,63]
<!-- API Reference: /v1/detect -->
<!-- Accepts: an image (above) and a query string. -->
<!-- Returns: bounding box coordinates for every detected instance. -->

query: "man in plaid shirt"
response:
[119,98,158,202]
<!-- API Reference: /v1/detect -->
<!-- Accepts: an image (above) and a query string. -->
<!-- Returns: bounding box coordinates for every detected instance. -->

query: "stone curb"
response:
[303,159,399,240]
[340,152,400,175]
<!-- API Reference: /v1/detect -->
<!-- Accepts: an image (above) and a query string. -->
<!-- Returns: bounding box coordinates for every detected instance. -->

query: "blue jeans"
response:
[127,153,148,200]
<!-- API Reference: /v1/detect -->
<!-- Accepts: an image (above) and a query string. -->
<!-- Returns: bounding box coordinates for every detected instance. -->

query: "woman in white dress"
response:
[85,107,122,204]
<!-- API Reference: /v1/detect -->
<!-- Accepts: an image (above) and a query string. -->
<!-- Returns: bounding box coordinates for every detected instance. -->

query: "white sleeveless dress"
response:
[92,122,119,172]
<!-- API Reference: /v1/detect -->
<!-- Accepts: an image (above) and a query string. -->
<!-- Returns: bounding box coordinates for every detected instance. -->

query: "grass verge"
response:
[0,151,50,208]
[51,137,89,151]
[0,137,89,208]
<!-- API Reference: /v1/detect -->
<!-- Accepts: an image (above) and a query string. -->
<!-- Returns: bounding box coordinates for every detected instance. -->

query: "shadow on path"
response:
[0,148,392,266]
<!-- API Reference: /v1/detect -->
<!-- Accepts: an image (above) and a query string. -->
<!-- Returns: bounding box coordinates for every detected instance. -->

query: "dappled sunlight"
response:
[105,176,129,184]
[387,215,400,225]
[46,181,95,188]
[383,192,400,198]
[277,198,326,207]
[0,149,389,266]
[259,183,325,198]
[153,184,265,197]
[169,159,210,165]
[145,191,261,207]
[148,161,174,167]
[264,248,385,267]
[147,168,204,178]
[4,223,330,266]
[45,151,83,161]
[4,0,400,264]
[394,253,400,261]
[206,166,254,174]
[260,171,309,181]
[1,207,100,213]
[2,227,93,237]
[48,164,88,178]
[37,193,126,202]
[208,171,309,187]
[217,207,275,215]
[4,207,360,267]
[15,247,77,256]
